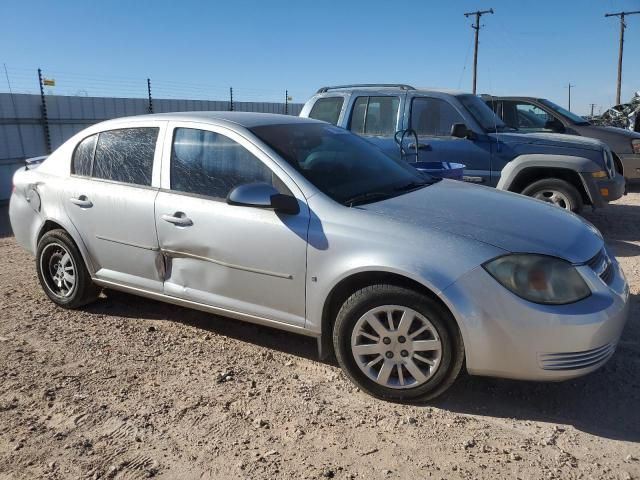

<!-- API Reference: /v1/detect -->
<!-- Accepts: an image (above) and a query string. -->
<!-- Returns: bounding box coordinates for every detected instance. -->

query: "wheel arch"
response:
[318,270,463,361]
[36,218,96,275]
[505,166,592,205]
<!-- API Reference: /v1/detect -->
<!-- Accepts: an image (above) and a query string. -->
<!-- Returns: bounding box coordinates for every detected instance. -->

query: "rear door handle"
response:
[70,195,93,208]
[161,212,193,227]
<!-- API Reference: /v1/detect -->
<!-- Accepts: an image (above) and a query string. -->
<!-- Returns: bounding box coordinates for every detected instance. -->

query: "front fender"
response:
[497,154,600,191]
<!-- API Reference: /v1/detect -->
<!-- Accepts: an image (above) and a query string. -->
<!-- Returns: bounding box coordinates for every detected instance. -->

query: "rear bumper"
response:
[440,255,630,381]
[581,172,626,207]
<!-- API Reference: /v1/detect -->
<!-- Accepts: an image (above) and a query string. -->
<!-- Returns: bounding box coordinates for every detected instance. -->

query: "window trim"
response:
[348,95,401,137]
[408,96,467,138]
[160,121,301,204]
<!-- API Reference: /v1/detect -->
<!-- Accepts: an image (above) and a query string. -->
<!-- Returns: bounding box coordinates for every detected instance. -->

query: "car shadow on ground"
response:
[86,288,640,443]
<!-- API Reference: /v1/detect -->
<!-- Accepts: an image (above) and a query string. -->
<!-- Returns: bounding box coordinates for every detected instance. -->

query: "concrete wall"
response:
[0,93,303,202]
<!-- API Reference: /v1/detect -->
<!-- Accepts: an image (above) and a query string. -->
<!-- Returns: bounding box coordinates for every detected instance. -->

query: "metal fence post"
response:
[229,87,234,111]
[147,78,153,113]
[37,68,52,154]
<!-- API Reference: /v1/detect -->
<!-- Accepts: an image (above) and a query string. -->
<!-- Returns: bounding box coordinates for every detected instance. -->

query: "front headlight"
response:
[632,139,640,155]
[483,254,591,305]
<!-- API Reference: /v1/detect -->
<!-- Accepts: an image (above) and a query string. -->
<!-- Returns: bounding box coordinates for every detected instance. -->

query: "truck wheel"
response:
[521,178,583,213]
[332,284,464,403]
[36,229,100,308]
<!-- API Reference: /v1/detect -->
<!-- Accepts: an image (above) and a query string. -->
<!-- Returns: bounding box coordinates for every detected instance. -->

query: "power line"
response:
[605,10,640,105]
[463,8,494,94]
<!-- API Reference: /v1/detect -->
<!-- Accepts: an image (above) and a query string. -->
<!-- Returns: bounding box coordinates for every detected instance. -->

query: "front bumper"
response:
[440,253,629,381]
[581,171,626,207]
[618,153,640,180]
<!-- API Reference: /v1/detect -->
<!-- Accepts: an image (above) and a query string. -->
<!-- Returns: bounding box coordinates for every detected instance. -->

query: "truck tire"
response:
[521,178,583,214]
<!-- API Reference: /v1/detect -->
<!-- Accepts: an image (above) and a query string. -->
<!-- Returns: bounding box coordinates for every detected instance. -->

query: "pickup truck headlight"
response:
[632,139,640,154]
[483,254,591,305]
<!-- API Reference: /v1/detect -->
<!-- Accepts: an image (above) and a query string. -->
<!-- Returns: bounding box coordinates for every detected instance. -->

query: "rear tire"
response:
[36,229,99,308]
[332,284,464,403]
[521,178,583,213]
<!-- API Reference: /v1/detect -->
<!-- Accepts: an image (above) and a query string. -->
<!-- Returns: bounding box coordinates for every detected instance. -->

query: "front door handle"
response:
[161,212,193,227]
[70,195,93,208]
[408,142,431,151]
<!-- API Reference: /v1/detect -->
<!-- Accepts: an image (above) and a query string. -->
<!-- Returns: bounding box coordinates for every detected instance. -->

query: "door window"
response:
[513,102,553,130]
[92,128,158,186]
[410,97,465,136]
[349,96,400,136]
[72,134,97,176]
[308,97,344,125]
[170,128,274,200]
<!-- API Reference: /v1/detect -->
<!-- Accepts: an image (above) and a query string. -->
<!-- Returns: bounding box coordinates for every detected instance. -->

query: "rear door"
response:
[154,122,309,328]
[407,96,493,184]
[63,122,166,292]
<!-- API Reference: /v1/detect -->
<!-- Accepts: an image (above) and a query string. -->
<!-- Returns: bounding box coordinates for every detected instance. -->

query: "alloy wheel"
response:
[350,305,442,389]
[532,189,571,209]
[40,243,76,298]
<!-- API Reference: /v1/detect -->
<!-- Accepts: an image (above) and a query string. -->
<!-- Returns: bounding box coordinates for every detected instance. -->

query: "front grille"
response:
[538,343,615,371]
[586,248,614,285]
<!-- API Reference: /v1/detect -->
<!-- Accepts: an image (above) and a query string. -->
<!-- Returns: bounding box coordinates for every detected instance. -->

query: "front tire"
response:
[333,284,464,403]
[36,229,99,308]
[521,178,583,213]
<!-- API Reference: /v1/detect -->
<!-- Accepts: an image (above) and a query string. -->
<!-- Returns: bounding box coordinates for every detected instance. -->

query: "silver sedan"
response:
[9,112,630,402]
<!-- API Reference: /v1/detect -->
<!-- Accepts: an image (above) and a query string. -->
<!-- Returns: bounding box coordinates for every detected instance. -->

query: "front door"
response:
[63,124,165,292]
[155,123,309,327]
[407,96,493,185]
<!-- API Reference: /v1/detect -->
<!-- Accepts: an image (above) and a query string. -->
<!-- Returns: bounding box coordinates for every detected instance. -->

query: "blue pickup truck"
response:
[300,84,625,213]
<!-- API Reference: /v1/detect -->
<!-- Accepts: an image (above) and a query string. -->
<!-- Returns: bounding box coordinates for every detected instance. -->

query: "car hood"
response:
[494,131,605,152]
[358,180,603,264]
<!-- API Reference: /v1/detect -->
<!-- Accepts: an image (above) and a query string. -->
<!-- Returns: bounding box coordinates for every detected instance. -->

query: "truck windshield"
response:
[539,99,590,125]
[457,94,511,132]
[249,123,435,206]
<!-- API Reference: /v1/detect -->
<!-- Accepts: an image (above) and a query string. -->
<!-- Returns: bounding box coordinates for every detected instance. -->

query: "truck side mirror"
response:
[451,123,476,140]
[544,118,565,133]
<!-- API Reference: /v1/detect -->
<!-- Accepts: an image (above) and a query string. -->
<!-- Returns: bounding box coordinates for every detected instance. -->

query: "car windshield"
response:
[457,94,512,132]
[249,123,436,206]
[539,99,591,125]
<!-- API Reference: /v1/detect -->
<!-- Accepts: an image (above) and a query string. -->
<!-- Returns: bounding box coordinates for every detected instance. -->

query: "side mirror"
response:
[450,123,477,140]
[544,118,565,133]
[227,183,300,215]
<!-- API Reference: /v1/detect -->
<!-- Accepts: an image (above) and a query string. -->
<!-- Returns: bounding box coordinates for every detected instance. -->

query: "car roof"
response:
[480,95,544,102]
[96,111,323,129]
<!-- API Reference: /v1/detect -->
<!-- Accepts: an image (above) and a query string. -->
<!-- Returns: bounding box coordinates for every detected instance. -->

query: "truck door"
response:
[407,96,493,185]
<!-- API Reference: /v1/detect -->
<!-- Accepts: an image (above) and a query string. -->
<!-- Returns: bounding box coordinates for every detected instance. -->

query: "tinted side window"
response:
[72,134,97,176]
[349,96,400,136]
[308,97,344,125]
[515,102,553,130]
[411,98,465,136]
[93,128,158,186]
[171,128,273,200]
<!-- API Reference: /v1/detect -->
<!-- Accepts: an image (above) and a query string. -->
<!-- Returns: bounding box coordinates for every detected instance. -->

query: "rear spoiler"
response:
[25,156,48,170]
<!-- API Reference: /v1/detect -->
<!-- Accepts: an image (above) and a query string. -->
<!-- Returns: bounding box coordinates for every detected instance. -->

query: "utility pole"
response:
[589,103,596,117]
[566,83,574,111]
[229,87,234,111]
[463,8,494,94]
[605,10,640,105]
[285,90,289,115]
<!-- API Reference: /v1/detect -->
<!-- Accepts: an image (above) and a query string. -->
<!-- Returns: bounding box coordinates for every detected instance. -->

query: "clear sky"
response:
[2,0,639,115]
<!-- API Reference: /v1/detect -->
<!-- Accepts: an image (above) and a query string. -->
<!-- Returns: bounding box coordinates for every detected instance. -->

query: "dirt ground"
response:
[0,190,639,480]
